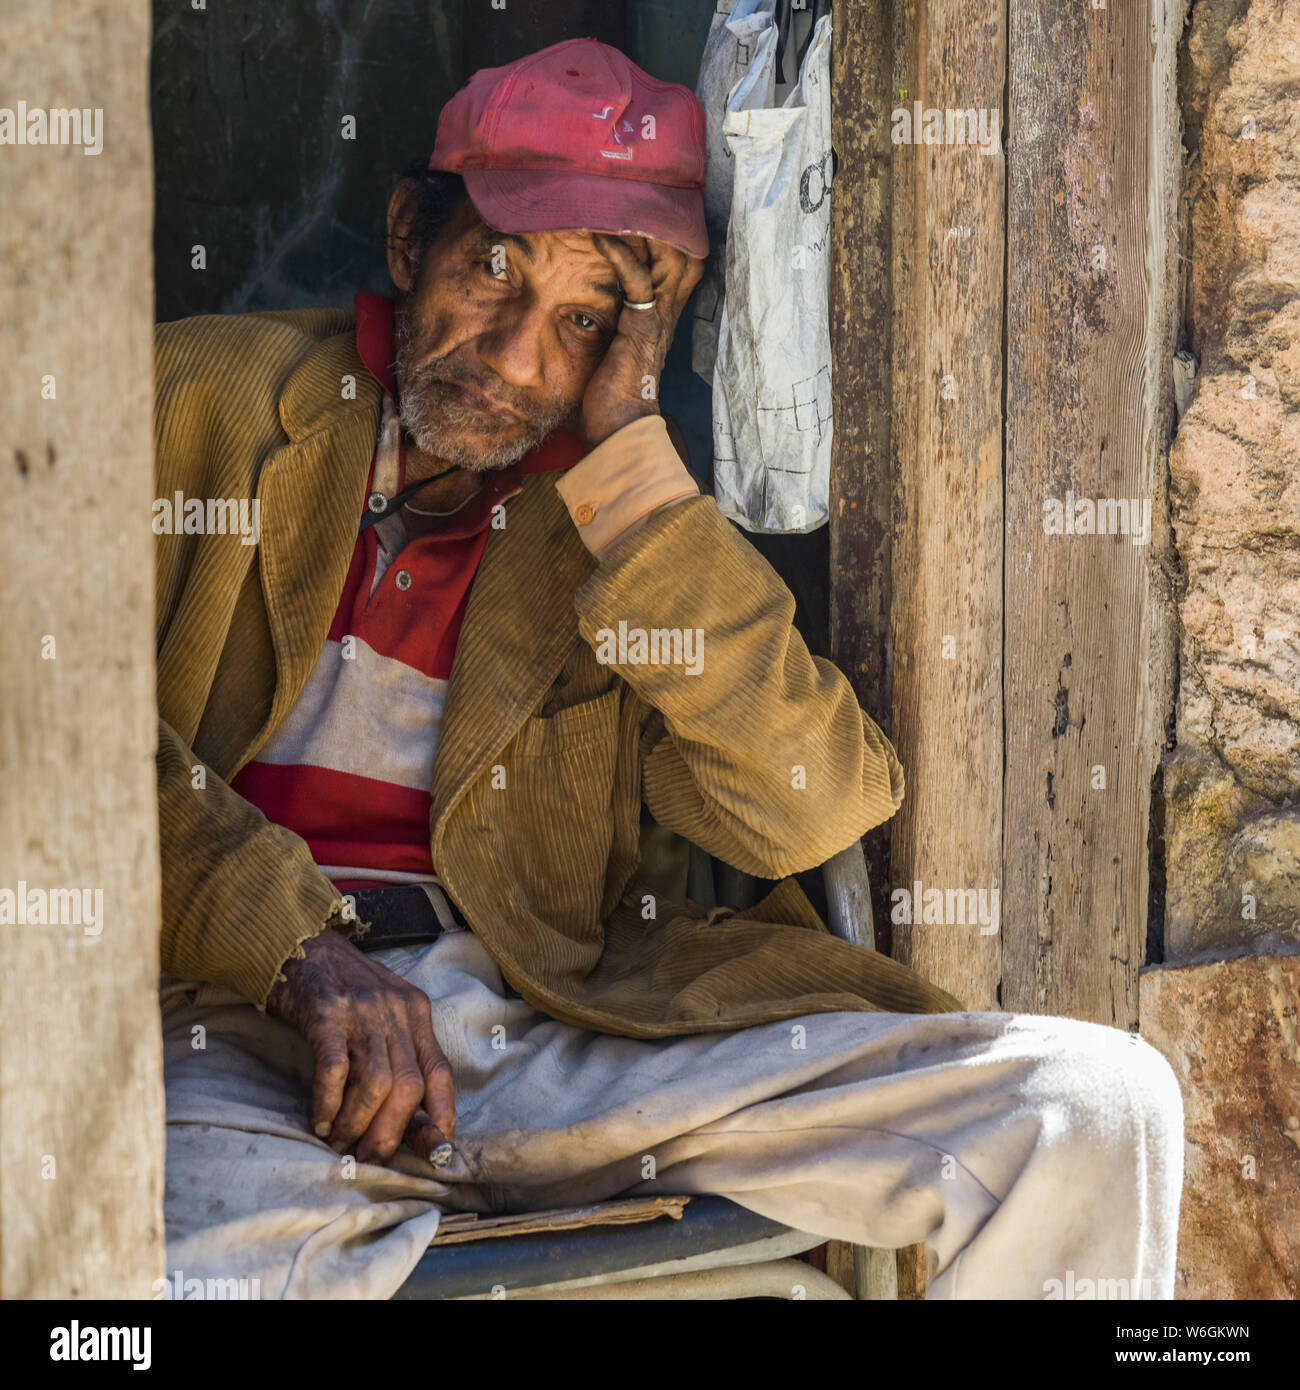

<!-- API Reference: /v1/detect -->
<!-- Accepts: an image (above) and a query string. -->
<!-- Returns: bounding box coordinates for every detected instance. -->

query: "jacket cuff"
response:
[555,415,699,560]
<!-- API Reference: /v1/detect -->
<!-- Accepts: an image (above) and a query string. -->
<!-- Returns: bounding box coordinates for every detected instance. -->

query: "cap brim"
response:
[460,167,708,259]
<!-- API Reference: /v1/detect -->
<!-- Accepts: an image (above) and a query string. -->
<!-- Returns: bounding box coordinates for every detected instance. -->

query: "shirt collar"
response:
[354,291,587,484]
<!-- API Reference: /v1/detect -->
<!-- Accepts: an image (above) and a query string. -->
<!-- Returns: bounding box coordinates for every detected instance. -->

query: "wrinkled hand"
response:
[266,928,455,1167]
[580,234,704,448]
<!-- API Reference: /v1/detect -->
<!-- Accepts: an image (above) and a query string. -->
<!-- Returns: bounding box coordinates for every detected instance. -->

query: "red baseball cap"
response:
[429,37,708,259]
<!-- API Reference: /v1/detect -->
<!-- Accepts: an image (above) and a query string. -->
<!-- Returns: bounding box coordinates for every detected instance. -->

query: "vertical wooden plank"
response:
[829,0,897,943]
[825,1240,906,1301]
[894,1243,930,1300]
[1003,0,1180,1024]
[823,1240,856,1297]
[830,5,914,1298]
[856,1245,900,1301]
[0,1,164,1295]
[888,1,1006,1012]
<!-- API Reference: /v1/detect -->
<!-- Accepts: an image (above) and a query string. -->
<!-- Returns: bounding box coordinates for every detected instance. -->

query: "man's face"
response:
[391,195,623,471]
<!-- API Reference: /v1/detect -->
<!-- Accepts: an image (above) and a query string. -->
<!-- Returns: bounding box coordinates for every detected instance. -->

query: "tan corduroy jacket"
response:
[153,306,960,1037]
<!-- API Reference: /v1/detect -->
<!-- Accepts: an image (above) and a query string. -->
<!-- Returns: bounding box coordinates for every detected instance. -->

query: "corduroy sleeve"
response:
[568,490,905,879]
[157,716,348,1005]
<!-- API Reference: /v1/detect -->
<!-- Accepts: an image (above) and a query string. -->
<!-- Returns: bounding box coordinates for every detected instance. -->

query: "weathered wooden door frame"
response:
[1,0,165,1297]
[827,0,1181,1302]
[830,0,1180,1021]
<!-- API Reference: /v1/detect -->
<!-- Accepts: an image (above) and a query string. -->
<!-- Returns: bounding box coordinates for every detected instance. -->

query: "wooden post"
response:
[828,0,907,1302]
[829,0,897,945]
[887,1,1006,1013]
[1002,0,1180,1023]
[0,0,164,1296]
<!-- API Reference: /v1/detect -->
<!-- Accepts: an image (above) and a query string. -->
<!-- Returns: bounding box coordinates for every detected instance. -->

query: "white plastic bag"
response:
[698,4,834,534]
[691,0,777,385]
[692,0,821,386]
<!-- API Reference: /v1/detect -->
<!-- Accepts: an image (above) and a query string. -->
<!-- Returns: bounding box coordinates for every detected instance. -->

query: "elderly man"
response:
[155,39,1182,1299]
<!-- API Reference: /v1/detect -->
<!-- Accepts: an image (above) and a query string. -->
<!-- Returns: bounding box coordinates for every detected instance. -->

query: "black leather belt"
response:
[344,884,470,952]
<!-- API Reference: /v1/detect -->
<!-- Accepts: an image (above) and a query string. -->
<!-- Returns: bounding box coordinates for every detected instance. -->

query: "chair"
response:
[396,840,894,1300]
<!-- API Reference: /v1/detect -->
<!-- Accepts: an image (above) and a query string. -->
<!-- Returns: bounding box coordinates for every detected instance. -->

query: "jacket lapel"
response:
[247,330,381,762]
[430,471,596,833]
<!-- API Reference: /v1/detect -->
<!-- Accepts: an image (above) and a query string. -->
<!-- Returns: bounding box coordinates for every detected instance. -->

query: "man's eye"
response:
[481,259,508,280]
[572,312,600,332]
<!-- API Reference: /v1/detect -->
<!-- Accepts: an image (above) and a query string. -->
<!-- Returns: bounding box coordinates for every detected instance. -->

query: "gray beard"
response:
[393,304,571,472]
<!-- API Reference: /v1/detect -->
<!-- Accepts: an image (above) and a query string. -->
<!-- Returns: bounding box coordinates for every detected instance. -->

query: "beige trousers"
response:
[160,926,1184,1299]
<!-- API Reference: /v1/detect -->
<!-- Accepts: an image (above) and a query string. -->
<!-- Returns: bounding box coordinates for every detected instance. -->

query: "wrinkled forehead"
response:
[448,203,624,299]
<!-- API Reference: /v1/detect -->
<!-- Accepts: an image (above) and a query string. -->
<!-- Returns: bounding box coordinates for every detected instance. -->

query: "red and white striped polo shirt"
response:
[231,293,585,894]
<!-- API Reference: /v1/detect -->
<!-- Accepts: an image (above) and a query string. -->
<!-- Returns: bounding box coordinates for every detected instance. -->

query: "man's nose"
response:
[474,301,547,392]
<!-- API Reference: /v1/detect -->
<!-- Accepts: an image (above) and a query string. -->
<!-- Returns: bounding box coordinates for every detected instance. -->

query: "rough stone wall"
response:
[1141,956,1300,1298]
[1165,0,1300,959]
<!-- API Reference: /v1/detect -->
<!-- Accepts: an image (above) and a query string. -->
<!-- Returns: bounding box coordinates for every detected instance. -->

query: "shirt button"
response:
[574,502,596,525]
[394,569,412,591]
[367,491,387,514]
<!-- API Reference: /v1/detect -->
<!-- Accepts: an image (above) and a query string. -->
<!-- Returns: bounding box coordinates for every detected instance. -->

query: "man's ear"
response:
[386,182,422,293]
